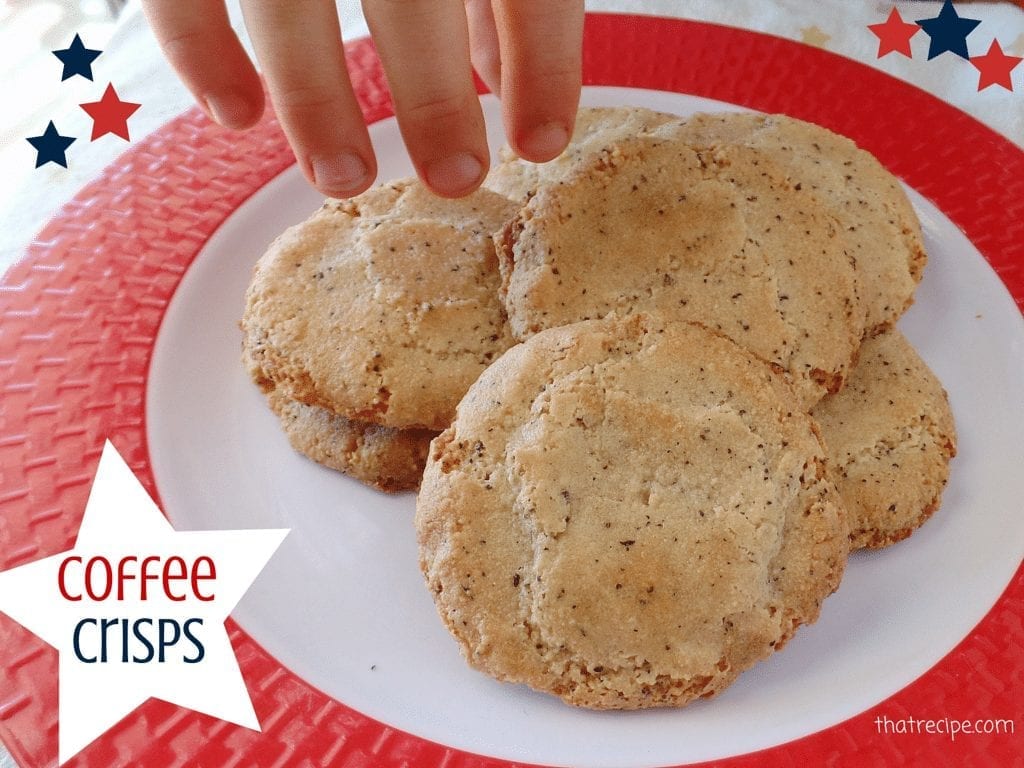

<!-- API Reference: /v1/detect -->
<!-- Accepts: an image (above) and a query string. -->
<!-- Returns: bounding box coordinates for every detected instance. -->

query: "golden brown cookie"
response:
[485,106,677,202]
[417,315,849,710]
[812,329,956,548]
[267,392,436,493]
[242,179,518,430]
[496,124,864,408]
[673,113,926,334]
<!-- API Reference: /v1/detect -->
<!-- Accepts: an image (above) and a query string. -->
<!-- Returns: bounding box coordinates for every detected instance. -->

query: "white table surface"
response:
[0,1,1021,766]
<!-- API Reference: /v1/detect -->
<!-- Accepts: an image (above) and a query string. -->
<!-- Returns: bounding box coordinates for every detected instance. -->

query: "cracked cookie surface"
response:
[485,106,677,202]
[812,329,956,548]
[417,315,848,709]
[496,124,863,408]
[242,179,518,430]
[267,391,436,493]
[673,112,926,334]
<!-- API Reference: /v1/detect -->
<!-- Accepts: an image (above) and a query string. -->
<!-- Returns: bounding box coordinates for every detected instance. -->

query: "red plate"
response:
[0,14,1021,767]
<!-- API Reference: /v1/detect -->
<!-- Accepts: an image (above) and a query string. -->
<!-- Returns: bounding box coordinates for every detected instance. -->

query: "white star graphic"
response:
[0,441,288,763]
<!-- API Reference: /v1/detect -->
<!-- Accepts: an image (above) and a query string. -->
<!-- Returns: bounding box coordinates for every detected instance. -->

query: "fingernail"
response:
[425,152,485,195]
[310,153,370,196]
[520,122,570,161]
[206,92,255,129]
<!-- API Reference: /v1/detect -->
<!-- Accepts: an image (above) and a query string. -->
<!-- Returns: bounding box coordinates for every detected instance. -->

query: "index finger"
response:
[492,0,584,162]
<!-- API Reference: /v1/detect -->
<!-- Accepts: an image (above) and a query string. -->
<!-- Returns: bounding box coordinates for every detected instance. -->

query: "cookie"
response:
[496,124,863,408]
[673,113,926,334]
[485,106,676,202]
[811,329,956,548]
[242,179,518,430]
[267,392,436,493]
[417,315,849,710]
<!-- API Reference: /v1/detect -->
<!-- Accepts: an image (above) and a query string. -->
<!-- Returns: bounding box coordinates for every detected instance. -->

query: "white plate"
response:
[146,88,1024,768]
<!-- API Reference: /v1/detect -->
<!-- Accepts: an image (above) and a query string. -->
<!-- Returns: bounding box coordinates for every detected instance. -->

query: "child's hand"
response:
[141,0,584,198]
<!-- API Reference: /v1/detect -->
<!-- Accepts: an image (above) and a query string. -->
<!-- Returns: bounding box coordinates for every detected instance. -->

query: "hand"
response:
[141,0,584,199]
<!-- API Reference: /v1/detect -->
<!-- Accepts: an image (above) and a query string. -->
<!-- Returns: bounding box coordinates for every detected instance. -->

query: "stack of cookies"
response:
[241,107,956,709]
[242,181,516,491]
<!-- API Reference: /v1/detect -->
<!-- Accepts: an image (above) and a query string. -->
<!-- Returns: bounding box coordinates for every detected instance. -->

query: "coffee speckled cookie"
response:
[485,106,676,202]
[242,179,518,431]
[674,113,926,334]
[812,329,956,549]
[417,315,848,710]
[496,123,863,408]
[267,392,436,493]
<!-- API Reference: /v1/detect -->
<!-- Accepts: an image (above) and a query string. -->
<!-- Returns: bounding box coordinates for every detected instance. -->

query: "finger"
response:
[241,0,376,198]
[492,0,584,162]
[362,0,488,198]
[465,0,501,97]
[142,0,264,129]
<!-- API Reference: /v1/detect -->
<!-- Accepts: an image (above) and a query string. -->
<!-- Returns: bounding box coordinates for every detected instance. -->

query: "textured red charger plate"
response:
[0,14,1022,768]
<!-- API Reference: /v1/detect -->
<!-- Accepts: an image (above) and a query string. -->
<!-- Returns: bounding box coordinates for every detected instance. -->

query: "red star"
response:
[79,84,141,141]
[971,39,1022,91]
[868,8,921,58]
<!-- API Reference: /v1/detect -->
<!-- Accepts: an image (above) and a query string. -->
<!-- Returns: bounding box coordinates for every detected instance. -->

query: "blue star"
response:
[52,34,102,81]
[916,0,981,60]
[26,122,77,169]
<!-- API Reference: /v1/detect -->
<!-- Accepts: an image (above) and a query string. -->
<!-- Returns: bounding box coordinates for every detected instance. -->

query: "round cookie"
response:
[811,329,956,549]
[417,315,849,710]
[242,179,518,430]
[267,392,436,493]
[496,123,863,408]
[485,106,677,202]
[673,113,927,334]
